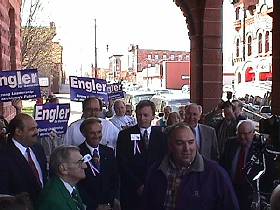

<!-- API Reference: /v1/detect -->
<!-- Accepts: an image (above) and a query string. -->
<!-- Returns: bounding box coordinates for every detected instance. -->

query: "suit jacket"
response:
[116,125,167,210]
[198,123,220,161]
[36,176,83,210]
[78,142,118,210]
[0,140,47,204]
[221,136,257,210]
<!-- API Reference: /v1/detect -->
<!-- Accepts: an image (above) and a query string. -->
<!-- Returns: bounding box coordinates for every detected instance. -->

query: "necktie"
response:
[26,148,41,187]
[143,129,149,148]
[92,148,100,171]
[234,146,246,184]
[71,188,84,210]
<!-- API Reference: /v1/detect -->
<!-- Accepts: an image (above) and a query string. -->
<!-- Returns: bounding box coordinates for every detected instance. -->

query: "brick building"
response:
[0,0,22,119]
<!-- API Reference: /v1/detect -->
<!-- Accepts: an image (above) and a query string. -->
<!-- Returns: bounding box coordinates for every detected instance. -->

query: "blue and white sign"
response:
[34,103,70,137]
[107,83,124,100]
[0,69,41,102]
[69,76,108,105]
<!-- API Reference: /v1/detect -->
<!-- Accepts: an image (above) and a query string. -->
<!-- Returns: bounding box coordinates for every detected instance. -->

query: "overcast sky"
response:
[22,0,234,76]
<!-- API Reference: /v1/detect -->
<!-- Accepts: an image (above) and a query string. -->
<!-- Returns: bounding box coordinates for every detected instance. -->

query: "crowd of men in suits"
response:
[0,96,278,210]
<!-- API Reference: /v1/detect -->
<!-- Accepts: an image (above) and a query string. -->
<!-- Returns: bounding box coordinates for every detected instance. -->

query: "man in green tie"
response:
[36,145,87,210]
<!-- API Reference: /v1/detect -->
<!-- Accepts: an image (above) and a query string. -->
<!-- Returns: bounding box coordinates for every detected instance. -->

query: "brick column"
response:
[271,0,280,115]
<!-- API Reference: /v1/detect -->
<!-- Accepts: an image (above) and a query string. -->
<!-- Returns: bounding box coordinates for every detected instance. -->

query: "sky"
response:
[22,0,234,77]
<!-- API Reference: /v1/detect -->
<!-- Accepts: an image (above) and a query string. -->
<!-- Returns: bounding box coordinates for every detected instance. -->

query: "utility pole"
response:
[94,18,98,78]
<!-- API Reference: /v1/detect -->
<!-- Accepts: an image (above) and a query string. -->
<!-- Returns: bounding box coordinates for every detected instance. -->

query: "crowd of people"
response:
[0,95,279,210]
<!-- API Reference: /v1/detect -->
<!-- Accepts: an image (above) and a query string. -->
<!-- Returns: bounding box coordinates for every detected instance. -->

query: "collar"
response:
[140,126,152,136]
[12,139,28,157]
[60,178,74,195]
[194,124,199,131]
[85,142,99,156]
[159,152,204,176]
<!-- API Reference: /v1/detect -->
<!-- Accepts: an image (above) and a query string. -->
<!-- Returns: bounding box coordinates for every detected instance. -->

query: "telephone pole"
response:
[94,18,98,78]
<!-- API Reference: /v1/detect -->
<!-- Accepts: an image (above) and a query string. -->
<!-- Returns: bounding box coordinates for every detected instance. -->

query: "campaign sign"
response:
[34,103,70,137]
[69,76,108,105]
[0,69,41,102]
[107,83,124,100]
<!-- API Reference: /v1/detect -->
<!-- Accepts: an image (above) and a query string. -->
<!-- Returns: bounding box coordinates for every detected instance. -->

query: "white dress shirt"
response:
[12,139,43,186]
[63,118,119,149]
[85,142,100,156]
[140,126,152,142]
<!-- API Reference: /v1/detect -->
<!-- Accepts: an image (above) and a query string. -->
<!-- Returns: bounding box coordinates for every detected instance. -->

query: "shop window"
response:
[245,67,255,82]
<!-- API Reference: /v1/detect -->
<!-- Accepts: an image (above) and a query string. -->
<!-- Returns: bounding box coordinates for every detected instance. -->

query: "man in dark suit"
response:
[0,113,47,204]
[184,103,219,161]
[116,100,167,210]
[78,117,118,210]
[221,119,258,210]
[37,145,87,210]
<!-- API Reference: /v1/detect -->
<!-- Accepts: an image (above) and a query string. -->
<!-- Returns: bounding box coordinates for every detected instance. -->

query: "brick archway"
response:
[175,0,223,113]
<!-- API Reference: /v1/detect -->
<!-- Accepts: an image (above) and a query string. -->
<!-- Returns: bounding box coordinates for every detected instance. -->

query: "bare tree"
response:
[21,0,59,78]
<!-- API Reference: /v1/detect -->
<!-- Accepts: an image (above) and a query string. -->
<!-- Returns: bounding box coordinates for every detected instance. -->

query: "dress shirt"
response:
[60,178,74,195]
[85,142,100,157]
[63,118,119,149]
[231,142,252,179]
[12,139,43,186]
[140,126,152,142]
[194,125,201,148]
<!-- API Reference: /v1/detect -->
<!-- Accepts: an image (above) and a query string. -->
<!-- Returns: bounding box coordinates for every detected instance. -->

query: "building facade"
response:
[128,44,190,89]
[232,0,273,98]
[0,0,22,119]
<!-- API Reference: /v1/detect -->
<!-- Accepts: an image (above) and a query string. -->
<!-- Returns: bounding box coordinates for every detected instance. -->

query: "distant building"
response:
[128,44,190,89]
[109,55,123,82]
[231,0,273,98]
[0,0,22,119]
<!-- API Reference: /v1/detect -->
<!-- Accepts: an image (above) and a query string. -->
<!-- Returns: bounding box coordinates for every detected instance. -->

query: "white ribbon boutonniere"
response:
[131,134,141,155]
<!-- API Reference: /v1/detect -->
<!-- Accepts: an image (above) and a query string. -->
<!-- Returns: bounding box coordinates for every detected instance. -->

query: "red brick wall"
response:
[0,0,22,120]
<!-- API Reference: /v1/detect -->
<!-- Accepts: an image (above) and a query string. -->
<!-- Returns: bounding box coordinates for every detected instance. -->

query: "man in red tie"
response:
[221,120,257,210]
[0,113,47,205]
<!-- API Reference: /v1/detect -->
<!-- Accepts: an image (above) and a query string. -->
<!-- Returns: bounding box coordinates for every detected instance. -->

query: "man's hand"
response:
[11,99,22,114]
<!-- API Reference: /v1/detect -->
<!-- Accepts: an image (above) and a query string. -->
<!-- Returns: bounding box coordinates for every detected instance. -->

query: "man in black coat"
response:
[78,117,118,210]
[0,113,47,205]
[116,100,167,210]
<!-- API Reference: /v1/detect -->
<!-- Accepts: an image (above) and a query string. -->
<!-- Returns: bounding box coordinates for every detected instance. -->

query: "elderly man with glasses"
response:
[221,120,260,210]
[36,145,87,210]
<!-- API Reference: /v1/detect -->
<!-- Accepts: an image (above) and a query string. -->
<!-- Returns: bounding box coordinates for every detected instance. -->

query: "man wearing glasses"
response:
[37,145,87,210]
[64,97,119,149]
[221,120,258,210]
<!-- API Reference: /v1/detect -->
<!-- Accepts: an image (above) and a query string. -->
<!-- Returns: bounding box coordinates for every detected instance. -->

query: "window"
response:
[154,54,159,60]
[147,54,152,59]
[265,31,269,53]
[258,33,263,54]
[235,7,240,20]
[247,36,252,56]
[245,67,255,82]
[163,54,167,60]
[170,54,175,60]
[236,39,240,57]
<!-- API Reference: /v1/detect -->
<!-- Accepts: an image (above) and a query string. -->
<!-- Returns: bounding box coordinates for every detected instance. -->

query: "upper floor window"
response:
[236,38,240,57]
[247,36,252,56]
[265,31,270,53]
[154,54,159,60]
[147,54,152,59]
[163,54,167,60]
[170,54,175,60]
[258,33,263,54]
[235,7,240,20]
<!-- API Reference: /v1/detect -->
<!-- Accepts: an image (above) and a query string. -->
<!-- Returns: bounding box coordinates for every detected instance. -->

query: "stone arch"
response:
[174,0,223,113]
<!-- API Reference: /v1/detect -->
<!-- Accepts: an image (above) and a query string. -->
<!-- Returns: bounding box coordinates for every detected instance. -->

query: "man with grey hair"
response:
[184,103,219,161]
[110,99,136,130]
[221,119,257,210]
[37,145,87,210]
[143,122,239,210]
